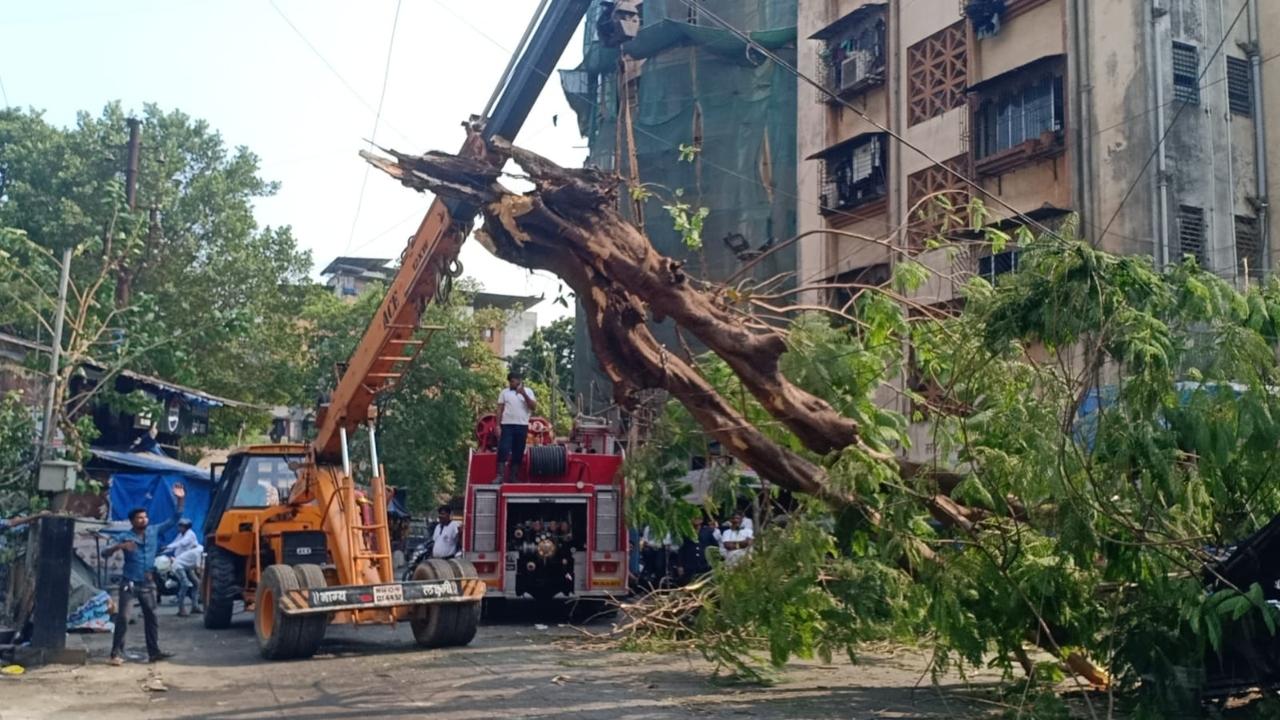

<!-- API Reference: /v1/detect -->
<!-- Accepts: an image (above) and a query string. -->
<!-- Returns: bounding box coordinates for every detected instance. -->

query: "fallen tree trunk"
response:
[363,140,1108,686]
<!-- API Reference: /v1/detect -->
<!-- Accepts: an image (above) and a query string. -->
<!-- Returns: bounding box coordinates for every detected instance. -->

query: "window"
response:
[339,275,357,296]
[907,156,970,246]
[978,250,1020,282]
[1236,215,1263,277]
[1172,42,1200,104]
[1178,205,1206,265]
[830,264,891,316]
[1227,56,1253,116]
[814,8,887,100]
[974,71,1065,160]
[231,456,302,508]
[818,134,888,213]
[907,23,968,125]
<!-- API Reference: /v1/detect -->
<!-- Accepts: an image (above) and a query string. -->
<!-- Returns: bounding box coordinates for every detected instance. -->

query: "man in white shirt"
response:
[719,512,753,567]
[164,518,199,556]
[495,370,537,484]
[173,543,204,616]
[431,506,460,559]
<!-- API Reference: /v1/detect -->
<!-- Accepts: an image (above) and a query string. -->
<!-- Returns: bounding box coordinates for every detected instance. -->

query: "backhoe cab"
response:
[202,444,482,660]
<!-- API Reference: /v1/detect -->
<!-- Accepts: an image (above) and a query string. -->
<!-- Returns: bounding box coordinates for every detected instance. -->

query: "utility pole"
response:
[124,117,141,210]
[39,246,72,457]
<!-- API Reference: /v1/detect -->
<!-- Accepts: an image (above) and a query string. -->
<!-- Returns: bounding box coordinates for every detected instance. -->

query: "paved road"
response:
[1,602,984,719]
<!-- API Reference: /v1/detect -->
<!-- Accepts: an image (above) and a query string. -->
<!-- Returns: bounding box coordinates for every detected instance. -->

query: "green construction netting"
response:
[560,0,799,410]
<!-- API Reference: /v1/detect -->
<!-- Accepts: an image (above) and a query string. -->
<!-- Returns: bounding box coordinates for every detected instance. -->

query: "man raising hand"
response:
[102,482,185,665]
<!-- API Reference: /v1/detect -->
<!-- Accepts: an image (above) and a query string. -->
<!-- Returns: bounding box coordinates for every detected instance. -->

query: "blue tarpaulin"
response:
[96,450,214,546]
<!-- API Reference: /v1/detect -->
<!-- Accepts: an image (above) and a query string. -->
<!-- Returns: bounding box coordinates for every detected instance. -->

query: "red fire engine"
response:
[460,414,629,603]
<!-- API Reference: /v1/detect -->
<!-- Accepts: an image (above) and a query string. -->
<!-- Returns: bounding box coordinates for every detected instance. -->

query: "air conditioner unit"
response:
[840,52,868,92]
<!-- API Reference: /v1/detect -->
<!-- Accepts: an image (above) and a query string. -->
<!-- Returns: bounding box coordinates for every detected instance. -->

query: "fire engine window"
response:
[232,456,301,508]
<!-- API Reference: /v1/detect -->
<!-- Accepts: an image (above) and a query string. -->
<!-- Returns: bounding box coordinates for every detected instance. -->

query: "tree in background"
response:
[0,103,312,460]
[509,316,574,401]
[0,391,36,503]
[300,280,504,513]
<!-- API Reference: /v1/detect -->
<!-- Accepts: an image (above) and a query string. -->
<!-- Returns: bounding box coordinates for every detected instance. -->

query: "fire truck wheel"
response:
[203,547,238,630]
[409,559,479,648]
[255,564,305,660]
[290,564,330,659]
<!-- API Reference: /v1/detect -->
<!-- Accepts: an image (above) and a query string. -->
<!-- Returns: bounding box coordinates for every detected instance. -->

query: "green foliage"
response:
[508,316,575,413]
[663,190,711,250]
[622,219,1280,715]
[0,391,36,497]
[677,143,701,163]
[0,103,312,456]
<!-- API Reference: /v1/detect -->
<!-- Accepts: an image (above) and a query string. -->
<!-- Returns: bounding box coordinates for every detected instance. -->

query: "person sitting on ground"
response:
[719,511,753,567]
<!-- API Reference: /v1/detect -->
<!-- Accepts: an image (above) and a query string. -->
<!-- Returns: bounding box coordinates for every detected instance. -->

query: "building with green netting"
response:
[560,0,799,412]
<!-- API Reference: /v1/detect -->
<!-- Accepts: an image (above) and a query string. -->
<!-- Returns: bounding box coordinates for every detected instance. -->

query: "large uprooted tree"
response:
[367,141,1280,717]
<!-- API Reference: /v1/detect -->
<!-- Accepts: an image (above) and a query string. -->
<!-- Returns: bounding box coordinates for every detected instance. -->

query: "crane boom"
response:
[313,0,592,460]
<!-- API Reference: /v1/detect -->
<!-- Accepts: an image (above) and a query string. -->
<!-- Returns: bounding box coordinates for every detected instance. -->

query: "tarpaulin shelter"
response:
[91,449,213,547]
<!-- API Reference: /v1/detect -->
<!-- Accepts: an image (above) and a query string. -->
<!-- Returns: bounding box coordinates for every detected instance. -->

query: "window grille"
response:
[1227,56,1252,116]
[907,22,968,125]
[1178,205,1206,265]
[1172,42,1200,104]
[1236,214,1263,277]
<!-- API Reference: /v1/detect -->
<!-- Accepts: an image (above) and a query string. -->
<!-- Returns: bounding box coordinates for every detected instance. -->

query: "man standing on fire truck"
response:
[495,369,537,484]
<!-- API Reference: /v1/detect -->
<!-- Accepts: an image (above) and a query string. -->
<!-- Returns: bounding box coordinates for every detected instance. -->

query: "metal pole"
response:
[481,0,551,121]
[1248,0,1270,270]
[40,246,72,458]
[339,426,351,478]
[368,425,380,474]
[124,118,141,211]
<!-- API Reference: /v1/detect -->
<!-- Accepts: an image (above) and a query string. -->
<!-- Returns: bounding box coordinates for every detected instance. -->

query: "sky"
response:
[0,0,587,325]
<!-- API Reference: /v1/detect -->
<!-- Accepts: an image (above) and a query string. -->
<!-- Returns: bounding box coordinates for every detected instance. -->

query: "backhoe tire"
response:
[255,564,305,660]
[442,558,481,646]
[290,564,330,659]
[409,559,480,648]
[203,547,239,630]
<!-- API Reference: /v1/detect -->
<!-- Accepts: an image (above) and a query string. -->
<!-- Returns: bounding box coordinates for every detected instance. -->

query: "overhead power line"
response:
[268,0,416,148]
[347,0,405,253]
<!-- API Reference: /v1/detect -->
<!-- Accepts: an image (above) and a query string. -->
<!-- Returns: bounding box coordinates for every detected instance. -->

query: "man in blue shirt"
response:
[101,482,185,665]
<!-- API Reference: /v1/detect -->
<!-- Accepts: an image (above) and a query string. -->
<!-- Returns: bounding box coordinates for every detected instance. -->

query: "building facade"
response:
[562,0,800,411]
[319,256,541,359]
[798,0,1278,305]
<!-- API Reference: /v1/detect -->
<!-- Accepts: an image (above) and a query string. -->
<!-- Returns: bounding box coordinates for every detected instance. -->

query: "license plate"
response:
[372,584,404,605]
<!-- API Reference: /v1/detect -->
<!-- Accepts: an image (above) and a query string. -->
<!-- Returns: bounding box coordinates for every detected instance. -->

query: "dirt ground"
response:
[0,601,1000,720]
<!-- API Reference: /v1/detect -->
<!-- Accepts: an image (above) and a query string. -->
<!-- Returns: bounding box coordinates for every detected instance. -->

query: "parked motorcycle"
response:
[153,554,181,599]
[401,540,434,582]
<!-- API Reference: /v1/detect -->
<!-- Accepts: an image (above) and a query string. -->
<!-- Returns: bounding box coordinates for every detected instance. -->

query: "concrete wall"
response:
[500,311,538,359]
[796,0,833,304]
[1258,0,1279,271]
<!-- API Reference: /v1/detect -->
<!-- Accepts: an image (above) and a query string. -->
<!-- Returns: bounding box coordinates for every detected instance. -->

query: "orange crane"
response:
[199,0,594,659]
